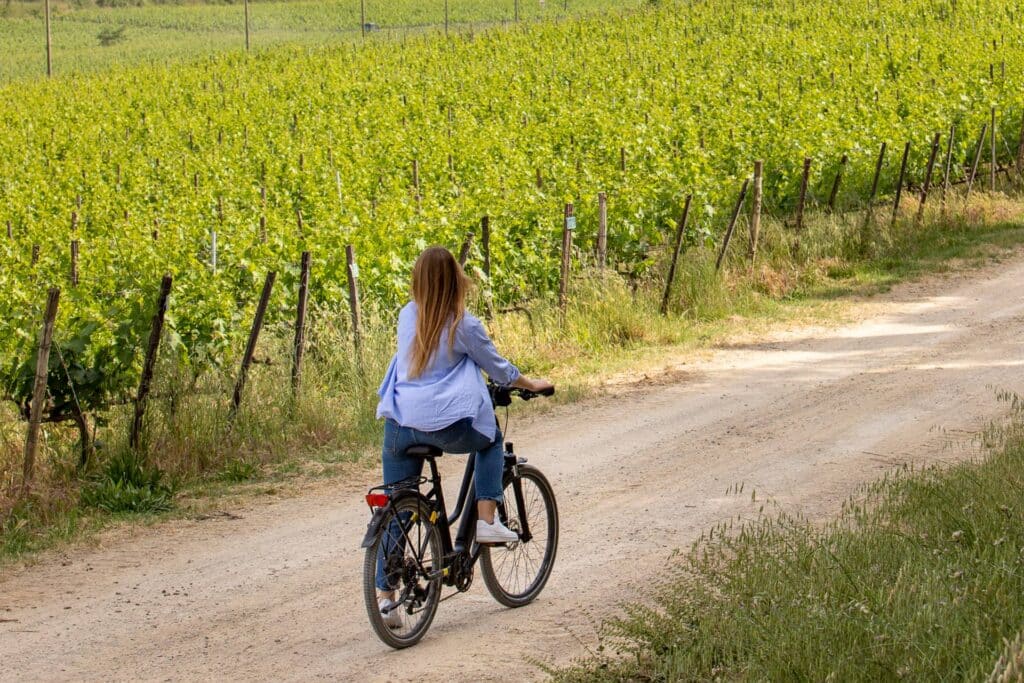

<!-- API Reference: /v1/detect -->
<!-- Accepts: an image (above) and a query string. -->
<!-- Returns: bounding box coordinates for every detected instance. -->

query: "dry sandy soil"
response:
[3,254,1024,682]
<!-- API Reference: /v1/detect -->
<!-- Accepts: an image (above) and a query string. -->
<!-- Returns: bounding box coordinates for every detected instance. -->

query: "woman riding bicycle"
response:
[374,246,553,625]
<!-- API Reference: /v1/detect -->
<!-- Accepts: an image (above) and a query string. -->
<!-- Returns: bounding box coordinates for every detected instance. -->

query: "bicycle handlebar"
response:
[488,381,555,407]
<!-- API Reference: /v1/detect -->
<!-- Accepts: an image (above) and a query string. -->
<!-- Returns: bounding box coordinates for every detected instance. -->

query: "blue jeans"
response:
[381,418,505,502]
[376,418,505,591]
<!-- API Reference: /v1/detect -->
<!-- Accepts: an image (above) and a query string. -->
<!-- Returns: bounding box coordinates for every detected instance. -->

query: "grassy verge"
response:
[552,391,1024,682]
[2,194,1024,569]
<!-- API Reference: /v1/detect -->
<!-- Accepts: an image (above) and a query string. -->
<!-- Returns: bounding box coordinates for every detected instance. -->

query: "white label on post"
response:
[566,216,577,231]
[350,262,359,279]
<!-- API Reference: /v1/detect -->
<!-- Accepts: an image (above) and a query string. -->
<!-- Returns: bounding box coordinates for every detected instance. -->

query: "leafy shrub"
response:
[97,26,127,46]
[81,450,174,513]
[218,459,258,482]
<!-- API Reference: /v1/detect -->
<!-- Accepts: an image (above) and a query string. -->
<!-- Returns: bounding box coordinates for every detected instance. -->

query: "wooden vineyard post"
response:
[991,107,997,192]
[412,159,420,193]
[130,275,172,450]
[660,194,693,316]
[458,231,474,268]
[346,245,363,356]
[1016,111,1024,176]
[863,142,887,219]
[559,203,575,312]
[44,0,52,77]
[292,251,310,394]
[716,178,750,272]
[794,157,811,231]
[915,132,942,225]
[941,125,955,214]
[480,216,493,319]
[22,287,60,495]
[244,0,251,51]
[749,160,763,262]
[827,154,848,213]
[597,192,608,270]
[70,240,79,286]
[514,0,519,22]
[360,0,366,37]
[231,271,276,415]
[6,220,11,238]
[966,123,988,202]
[445,0,449,37]
[891,141,911,226]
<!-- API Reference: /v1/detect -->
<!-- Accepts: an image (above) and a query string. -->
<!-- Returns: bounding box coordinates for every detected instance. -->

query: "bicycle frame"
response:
[416,441,534,585]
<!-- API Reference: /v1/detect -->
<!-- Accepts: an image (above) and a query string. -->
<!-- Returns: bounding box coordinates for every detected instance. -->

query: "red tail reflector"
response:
[366,493,390,508]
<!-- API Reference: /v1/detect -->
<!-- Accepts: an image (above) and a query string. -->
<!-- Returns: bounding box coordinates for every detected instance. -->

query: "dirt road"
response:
[4,255,1024,682]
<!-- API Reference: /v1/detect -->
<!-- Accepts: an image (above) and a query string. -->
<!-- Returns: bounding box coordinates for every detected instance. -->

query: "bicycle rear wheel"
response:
[480,465,558,607]
[362,495,443,649]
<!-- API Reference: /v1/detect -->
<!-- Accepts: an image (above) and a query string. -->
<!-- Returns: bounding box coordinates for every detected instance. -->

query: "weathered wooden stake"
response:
[915,132,942,225]
[794,157,811,231]
[6,220,11,238]
[232,271,276,413]
[597,192,608,269]
[827,154,848,212]
[864,142,887,215]
[412,159,420,191]
[130,275,172,450]
[22,287,60,495]
[966,123,988,201]
[891,142,911,226]
[346,245,363,356]
[749,160,763,261]
[660,194,693,315]
[70,240,79,286]
[360,0,366,37]
[244,0,251,51]
[292,252,310,393]
[940,125,955,213]
[31,244,40,265]
[481,216,493,319]
[44,0,52,77]
[619,147,626,172]
[716,179,750,272]
[458,231,475,268]
[1016,111,1024,176]
[991,107,998,191]
[559,203,575,311]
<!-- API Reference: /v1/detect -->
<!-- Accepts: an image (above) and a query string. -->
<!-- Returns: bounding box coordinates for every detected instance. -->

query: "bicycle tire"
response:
[480,465,559,608]
[362,495,443,649]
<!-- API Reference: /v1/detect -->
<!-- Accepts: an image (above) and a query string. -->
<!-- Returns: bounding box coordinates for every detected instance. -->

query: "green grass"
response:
[0,0,638,82]
[553,391,1024,681]
[2,195,1023,569]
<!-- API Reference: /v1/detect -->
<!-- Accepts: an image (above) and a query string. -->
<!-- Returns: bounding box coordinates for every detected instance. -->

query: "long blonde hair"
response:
[408,247,470,378]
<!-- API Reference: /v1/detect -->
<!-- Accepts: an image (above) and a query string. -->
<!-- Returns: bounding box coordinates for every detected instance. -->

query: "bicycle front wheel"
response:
[480,464,559,607]
[362,495,443,649]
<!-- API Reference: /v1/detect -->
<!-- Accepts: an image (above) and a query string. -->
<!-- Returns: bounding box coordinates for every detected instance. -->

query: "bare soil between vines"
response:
[3,252,1024,681]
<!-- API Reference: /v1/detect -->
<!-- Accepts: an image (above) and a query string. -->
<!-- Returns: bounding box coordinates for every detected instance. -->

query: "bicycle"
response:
[360,381,559,649]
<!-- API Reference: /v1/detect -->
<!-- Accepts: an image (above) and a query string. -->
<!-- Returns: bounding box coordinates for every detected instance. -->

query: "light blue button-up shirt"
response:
[376,302,521,440]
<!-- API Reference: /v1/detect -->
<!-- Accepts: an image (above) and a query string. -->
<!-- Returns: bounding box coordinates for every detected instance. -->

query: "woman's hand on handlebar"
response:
[512,376,555,395]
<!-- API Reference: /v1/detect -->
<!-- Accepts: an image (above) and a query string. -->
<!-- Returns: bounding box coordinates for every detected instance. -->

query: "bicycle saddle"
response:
[404,445,443,458]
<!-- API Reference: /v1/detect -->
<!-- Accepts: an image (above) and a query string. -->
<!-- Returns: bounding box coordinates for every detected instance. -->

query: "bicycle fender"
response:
[360,490,424,548]
[360,506,389,548]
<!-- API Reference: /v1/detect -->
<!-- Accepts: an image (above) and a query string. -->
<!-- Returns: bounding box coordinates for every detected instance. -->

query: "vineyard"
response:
[2,0,1024,502]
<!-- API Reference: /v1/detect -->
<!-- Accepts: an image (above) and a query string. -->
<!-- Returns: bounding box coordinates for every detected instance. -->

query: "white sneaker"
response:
[379,598,403,629]
[476,517,519,544]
